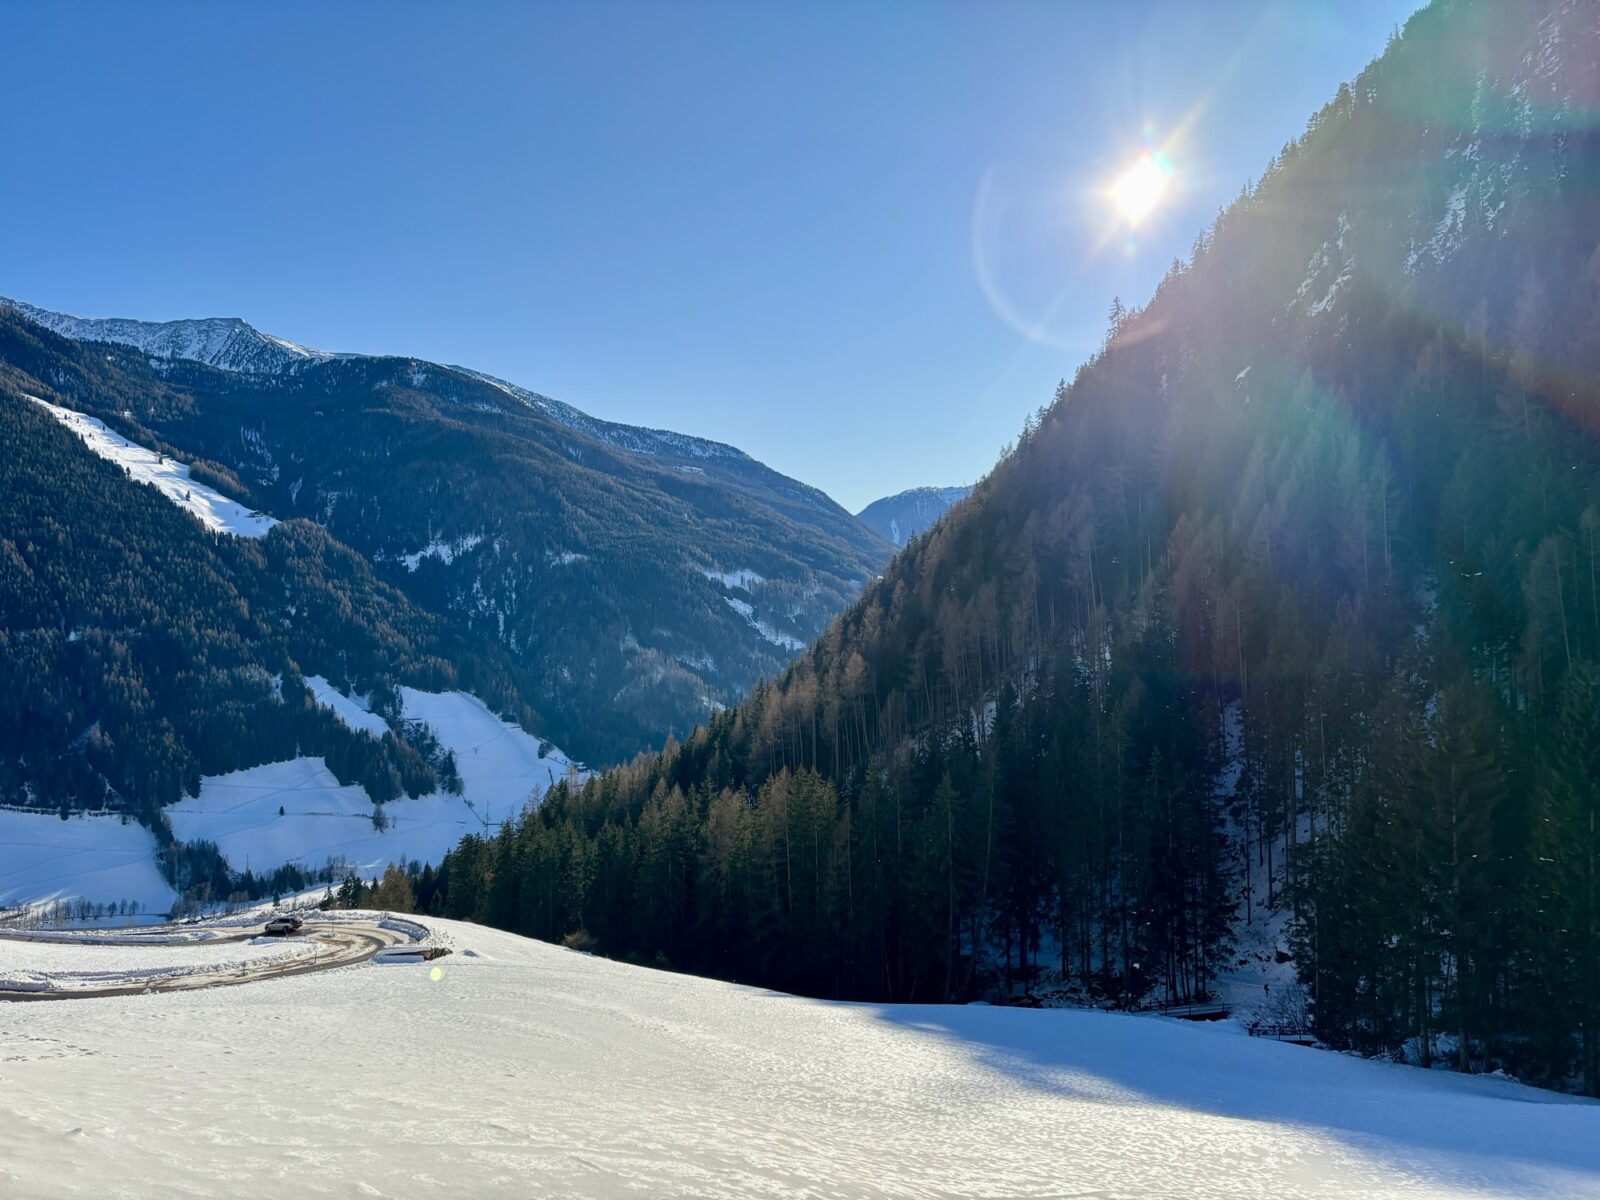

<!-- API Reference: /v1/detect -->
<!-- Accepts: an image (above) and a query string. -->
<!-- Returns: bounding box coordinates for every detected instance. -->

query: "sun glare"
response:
[1110,152,1173,226]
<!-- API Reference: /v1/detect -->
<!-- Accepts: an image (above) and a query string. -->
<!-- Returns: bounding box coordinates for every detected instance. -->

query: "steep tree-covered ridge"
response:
[856,485,972,547]
[1,297,891,763]
[423,0,1600,1093]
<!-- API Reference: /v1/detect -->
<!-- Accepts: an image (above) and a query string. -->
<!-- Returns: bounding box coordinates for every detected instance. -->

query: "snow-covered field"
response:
[166,756,452,877]
[399,686,582,821]
[1,915,1595,1199]
[166,688,584,879]
[0,685,585,913]
[29,395,277,537]
[0,810,175,915]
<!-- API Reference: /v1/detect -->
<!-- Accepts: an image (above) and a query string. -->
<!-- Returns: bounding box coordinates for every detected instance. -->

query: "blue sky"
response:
[1,0,1418,512]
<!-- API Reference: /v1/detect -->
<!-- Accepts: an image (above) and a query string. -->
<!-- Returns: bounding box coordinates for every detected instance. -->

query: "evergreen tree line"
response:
[419,640,1233,1010]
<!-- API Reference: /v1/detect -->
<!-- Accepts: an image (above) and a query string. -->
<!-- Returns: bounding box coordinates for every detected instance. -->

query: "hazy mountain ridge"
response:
[856,485,972,547]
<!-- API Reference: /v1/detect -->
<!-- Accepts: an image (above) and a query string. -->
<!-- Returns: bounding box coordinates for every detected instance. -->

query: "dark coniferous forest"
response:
[415,0,1600,1094]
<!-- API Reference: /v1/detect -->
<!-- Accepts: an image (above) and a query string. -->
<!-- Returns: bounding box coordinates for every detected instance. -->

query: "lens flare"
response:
[1110,152,1174,226]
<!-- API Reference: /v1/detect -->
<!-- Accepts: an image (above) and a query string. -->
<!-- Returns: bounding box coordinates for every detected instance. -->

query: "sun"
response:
[1109,152,1174,226]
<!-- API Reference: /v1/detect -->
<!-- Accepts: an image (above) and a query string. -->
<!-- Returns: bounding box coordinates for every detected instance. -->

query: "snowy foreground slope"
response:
[2,917,1596,1199]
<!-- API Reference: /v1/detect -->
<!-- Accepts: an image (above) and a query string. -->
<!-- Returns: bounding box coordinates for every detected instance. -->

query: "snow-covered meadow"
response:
[304,675,390,738]
[0,809,175,915]
[167,686,583,879]
[0,683,583,914]
[1,914,1595,1199]
[398,686,582,820]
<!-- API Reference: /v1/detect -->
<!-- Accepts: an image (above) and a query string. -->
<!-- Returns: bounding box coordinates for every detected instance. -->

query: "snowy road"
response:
[1,914,1597,1199]
[0,918,412,999]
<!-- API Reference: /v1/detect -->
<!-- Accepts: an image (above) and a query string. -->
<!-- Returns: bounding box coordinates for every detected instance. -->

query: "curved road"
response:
[0,919,416,1002]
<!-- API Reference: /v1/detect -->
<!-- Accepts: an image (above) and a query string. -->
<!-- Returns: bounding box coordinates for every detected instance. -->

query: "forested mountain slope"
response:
[426,0,1600,1094]
[0,300,891,763]
[856,485,972,547]
[0,314,558,894]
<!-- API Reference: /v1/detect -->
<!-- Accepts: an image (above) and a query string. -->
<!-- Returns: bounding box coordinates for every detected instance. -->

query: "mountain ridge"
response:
[0,299,891,763]
[856,484,972,547]
[0,296,344,375]
[0,296,841,498]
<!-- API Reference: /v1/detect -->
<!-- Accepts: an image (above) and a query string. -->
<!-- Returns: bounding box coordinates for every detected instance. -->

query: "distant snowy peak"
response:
[857,485,972,547]
[1,296,341,375]
[5,295,761,467]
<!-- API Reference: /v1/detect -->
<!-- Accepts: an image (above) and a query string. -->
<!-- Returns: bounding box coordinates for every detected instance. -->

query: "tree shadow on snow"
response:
[862,1003,1600,1191]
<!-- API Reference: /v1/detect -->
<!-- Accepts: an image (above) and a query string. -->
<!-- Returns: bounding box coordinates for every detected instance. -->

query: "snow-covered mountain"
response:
[2,296,870,547]
[0,299,890,764]
[1,296,811,480]
[856,484,972,547]
[0,296,344,375]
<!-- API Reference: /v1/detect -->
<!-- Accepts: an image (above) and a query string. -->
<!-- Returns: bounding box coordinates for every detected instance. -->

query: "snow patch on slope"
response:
[1293,212,1354,318]
[701,566,765,590]
[400,534,483,572]
[720,596,804,651]
[0,689,589,903]
[302,676,390,739]
[30,396,278,538]
[398,687,585,818]
[166,690,587,880]
[168,758,414,877]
